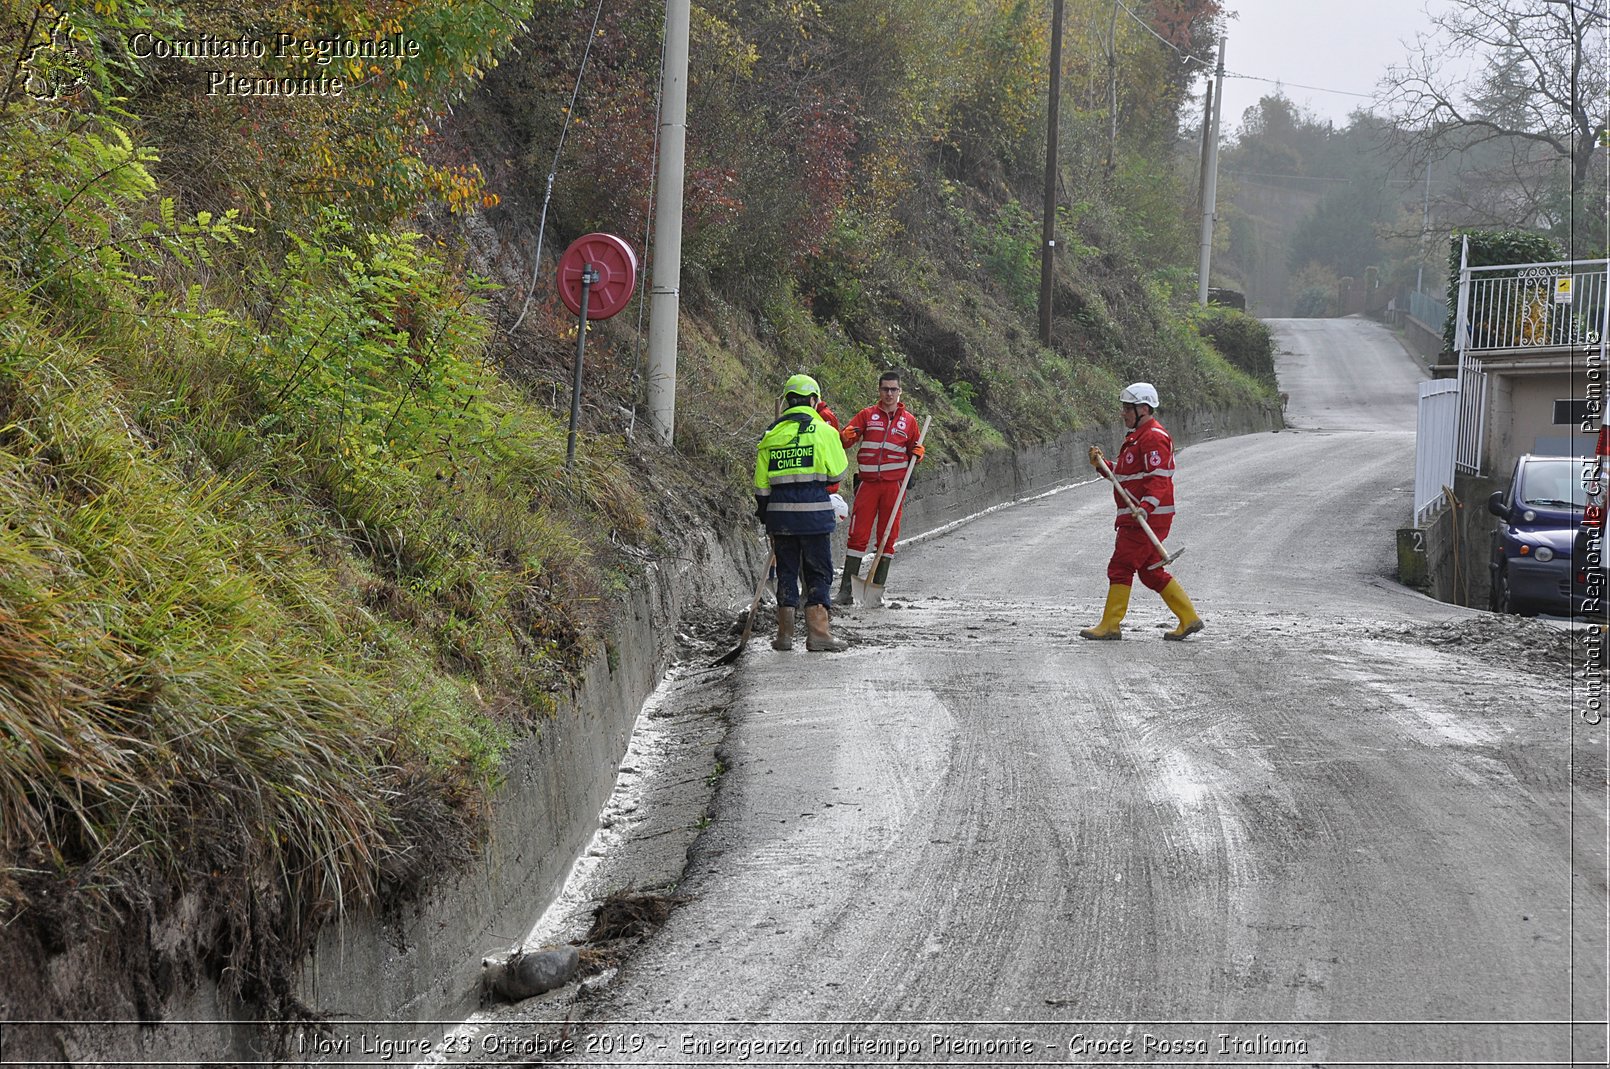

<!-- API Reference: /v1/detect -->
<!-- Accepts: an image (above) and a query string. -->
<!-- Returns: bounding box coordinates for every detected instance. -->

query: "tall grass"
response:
[0,215,648,1011]
[0,314,399,997]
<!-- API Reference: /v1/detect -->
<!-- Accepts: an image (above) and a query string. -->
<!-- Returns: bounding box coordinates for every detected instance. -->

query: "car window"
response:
[1518,459,1586,508]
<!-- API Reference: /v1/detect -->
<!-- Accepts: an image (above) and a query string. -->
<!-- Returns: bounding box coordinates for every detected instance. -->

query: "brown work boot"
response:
[771,605,795,651]
[804,604,848,652]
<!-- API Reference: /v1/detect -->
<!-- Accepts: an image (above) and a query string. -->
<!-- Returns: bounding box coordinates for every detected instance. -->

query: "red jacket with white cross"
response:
[1111,418,1175,529]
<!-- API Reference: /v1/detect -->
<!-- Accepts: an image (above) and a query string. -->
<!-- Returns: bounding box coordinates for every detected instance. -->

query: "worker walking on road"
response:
[836,370,925,605]
[755,374,851,652]
[1080,382,1205,642]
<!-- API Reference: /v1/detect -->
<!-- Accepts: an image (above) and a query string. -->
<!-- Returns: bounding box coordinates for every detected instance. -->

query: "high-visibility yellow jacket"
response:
[754,405,848,536]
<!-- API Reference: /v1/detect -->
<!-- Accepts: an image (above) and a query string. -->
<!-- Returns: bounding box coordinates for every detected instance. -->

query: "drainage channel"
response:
[407,650,734,1068]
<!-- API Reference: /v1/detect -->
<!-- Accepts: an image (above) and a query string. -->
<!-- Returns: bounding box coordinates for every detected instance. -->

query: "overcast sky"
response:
[1211,0,1453,133]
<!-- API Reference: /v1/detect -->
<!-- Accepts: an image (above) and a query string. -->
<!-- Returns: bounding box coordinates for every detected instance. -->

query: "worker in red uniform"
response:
[1080,382,1204,641]
[835,370,924,604]
[814,397,841,432]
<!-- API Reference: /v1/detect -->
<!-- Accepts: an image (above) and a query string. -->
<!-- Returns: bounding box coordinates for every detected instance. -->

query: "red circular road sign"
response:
[556,232,638,320]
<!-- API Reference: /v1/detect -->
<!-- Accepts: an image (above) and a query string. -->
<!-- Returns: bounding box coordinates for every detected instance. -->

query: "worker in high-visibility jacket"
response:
[755,374,851,652]
[835,370,924,605]
[1080,382,1205,641]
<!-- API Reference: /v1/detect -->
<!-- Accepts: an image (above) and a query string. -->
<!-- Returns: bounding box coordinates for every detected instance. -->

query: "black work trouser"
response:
[772,532,834,608]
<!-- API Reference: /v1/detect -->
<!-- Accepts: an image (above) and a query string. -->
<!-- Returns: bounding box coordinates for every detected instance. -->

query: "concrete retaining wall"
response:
[1402,313,1446,367]
[38,400,1281,1064]
[1396,473,1499,611]
[899,402,1284,537]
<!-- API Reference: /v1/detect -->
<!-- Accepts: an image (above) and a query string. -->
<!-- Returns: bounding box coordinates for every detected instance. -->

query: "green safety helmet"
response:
[783,373,821,400]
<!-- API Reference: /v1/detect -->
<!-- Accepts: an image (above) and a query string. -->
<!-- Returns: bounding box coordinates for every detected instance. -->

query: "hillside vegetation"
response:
[0,0,1270,1025]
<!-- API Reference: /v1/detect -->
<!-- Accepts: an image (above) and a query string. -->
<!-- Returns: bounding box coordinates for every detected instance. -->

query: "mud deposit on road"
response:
[416,585,1602,1069]
[1361,613,1584,677]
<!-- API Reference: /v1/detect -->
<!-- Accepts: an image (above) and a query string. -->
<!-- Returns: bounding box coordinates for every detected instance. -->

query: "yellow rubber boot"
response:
[1079,583,1131,640]
[1160,579,1204,641]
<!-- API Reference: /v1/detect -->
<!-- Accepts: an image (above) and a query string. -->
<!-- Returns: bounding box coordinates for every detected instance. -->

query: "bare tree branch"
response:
[1378,0,1606,206]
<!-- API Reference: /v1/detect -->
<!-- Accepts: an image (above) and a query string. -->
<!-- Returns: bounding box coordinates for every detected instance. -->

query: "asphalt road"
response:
[451,317,1607,1068]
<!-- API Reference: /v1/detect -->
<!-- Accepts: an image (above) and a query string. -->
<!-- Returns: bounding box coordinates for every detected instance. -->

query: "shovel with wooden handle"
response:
[852,415,932,608]
[1092,452,1182,570]
[714,539,775,666]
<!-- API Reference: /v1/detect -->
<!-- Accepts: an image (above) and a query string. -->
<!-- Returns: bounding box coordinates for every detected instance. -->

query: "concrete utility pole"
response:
[1039,0,1065,346]
[1196,39,1225,305]
[645,0,690,447]
[1416,162,1431,294]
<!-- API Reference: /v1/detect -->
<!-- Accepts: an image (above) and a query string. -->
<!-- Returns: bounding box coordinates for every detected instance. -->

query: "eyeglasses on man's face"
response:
[879,385,901,393]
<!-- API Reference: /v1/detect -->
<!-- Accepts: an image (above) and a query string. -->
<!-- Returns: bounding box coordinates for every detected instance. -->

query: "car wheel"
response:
[1496,568,1535,617]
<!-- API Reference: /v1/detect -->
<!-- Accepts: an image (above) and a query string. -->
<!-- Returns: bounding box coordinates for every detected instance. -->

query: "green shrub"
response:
[1292,287,1332,318]
[980,200,1040,311]
[1442,229,1565,350]
[244,208,502,482]
[1191,306,1276,385]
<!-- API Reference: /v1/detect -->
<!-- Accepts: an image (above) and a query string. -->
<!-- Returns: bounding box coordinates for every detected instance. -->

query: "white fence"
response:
[1460,261,1607,353]
[1414,379,1461,525]
[1453,353,1486,475]
[1449,256,1609,475]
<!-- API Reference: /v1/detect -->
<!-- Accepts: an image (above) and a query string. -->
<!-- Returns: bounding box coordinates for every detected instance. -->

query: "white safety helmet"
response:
[1119,382,1160,409]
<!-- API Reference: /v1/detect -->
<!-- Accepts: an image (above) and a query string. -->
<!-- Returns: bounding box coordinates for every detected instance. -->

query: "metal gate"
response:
[1415,379,1460,524]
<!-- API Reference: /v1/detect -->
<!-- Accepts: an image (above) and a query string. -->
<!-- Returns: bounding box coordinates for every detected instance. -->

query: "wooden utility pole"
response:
[1194,78,1214,213]
[1039,0,1065,346]
[1196,39,1224,305]
[1105,0,1119,177]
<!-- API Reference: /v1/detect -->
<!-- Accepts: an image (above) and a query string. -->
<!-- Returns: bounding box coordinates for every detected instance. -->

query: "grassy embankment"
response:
[0,0,653,1020]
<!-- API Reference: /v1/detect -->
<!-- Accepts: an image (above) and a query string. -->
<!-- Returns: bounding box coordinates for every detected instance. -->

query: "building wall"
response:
[1485,369,1593,477]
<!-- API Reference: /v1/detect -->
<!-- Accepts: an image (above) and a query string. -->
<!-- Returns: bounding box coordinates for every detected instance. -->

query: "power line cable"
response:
[1221,169,1432,185]
[1112,0,1212,66]
[1110,0,1376,104]
[1224,71,1374,99]
[507,0,609,337]
[625,10,666,441]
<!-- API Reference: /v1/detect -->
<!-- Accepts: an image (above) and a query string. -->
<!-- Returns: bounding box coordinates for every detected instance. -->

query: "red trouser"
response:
[847,479,905,556]
[1106,518,1173,591]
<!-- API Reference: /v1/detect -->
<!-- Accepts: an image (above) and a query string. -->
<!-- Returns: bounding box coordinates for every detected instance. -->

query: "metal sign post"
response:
[566,264,597,468]
[556,232,638,471]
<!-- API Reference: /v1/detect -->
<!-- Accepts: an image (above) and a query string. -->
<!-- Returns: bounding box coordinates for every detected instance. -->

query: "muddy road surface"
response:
[445,318,1606,1067]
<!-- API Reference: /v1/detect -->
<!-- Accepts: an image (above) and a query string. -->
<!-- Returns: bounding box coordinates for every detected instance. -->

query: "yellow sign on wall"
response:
[1555,276,1574,304]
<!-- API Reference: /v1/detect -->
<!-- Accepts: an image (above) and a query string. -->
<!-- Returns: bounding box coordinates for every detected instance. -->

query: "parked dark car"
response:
[1488,454,1587,616]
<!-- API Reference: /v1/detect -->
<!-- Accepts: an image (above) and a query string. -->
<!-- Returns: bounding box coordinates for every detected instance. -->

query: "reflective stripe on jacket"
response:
[754,405,849,536]
[1111,418,1175,528]
[845,403,920,481]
